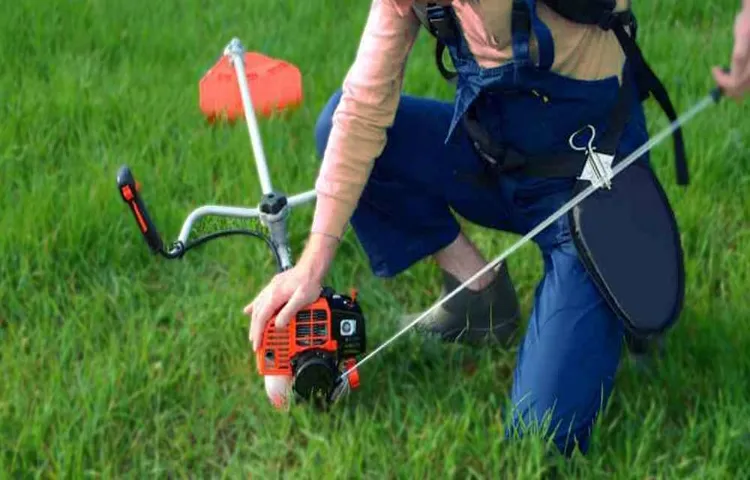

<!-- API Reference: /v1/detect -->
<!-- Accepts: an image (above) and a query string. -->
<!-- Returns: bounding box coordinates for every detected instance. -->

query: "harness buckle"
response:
[598,10,635,31]
[475,142,500,168]
[569,125,614,189]
[472,135,529,172]
[425,4,458,40]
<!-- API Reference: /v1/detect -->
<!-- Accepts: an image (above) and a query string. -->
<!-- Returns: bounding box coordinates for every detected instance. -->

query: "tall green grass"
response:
[1,0,749,477]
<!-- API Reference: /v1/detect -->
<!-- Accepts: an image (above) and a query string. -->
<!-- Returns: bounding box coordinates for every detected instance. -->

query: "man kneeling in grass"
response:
[246,0,750,456]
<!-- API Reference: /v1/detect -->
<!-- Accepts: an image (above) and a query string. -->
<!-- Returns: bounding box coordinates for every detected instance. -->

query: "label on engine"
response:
[339,319,356,336]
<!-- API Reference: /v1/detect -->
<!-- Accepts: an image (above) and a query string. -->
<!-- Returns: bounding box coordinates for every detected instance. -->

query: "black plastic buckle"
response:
[598,11,634,31]
[425,4,457,40]
[473,141,528,177]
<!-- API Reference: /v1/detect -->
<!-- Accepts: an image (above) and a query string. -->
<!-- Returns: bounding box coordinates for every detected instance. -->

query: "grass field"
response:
[2,0,750,477]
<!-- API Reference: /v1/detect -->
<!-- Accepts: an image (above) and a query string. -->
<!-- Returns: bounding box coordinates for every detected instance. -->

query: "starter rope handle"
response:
[337,85,725,384]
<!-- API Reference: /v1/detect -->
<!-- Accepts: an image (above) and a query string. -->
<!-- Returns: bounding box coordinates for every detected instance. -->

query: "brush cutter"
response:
[116,37,365,407]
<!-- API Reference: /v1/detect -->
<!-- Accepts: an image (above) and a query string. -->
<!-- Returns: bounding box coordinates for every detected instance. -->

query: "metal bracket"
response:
[569,124,614,190]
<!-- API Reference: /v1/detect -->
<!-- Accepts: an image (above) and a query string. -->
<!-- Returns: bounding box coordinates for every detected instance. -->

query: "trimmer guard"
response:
[569,160,685,337]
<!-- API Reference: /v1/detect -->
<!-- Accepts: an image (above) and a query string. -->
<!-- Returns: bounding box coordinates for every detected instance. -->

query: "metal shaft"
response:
[339,90,720,380]
[224,38,274,195]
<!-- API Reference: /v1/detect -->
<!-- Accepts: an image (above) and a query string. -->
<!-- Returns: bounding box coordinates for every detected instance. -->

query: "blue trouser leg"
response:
[314,90,639,455]
[504,194,624,455]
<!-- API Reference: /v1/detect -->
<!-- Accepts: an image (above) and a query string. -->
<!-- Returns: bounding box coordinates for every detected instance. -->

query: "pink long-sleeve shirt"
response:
[312,0,628,239]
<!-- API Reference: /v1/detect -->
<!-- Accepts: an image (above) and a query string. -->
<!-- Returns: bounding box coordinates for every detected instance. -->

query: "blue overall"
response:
[314,2,649,455]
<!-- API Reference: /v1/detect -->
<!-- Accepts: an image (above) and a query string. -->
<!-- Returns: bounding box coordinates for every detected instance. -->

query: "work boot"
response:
[400,262,521,346]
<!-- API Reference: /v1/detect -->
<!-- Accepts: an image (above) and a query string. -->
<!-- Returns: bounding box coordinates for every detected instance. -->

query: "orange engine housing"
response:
[255,296,337,376]
[255,288,366,392]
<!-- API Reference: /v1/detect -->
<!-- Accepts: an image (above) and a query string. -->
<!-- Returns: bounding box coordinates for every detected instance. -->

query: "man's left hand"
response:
[713,0,750,100]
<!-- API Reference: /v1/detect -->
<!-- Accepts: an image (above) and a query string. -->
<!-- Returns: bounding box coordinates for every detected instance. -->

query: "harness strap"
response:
[434,42,457,83]
[511,0,533,64]
[523,0,555,70]
[423,4,459,82]
[461,68,636,184]
[597,32,638,154]
[541,0,619,27]
[415,3,688,186]
[608,21,689,185]
[421,1,548,72]
[463,17,689,187]
[424,3,458,40]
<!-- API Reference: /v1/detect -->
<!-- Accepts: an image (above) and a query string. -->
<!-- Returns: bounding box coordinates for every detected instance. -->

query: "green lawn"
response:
[2,0,749,477]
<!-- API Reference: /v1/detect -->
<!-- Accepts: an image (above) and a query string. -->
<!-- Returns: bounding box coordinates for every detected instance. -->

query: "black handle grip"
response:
[710,66,731,103]
[116,165,165,254]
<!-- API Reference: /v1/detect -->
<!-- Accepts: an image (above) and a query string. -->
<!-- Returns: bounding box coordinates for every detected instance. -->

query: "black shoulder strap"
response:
[607,18,689,185]
[412,3,458,83]
[541,0,621,27]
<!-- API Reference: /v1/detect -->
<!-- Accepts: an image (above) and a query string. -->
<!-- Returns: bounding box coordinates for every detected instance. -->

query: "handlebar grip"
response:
[711,66,730,102]
[116,165,165,254]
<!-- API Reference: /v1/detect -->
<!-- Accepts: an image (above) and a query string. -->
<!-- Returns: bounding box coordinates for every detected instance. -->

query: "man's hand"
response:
[244,233,339,352]
[713,1,750,100]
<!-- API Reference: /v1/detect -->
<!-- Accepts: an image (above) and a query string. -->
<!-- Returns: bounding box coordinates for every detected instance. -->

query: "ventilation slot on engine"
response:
[295,309,328,347]
[264,326,291,373]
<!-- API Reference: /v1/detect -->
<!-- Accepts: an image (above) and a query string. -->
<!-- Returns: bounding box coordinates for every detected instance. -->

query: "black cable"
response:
[172,228,283,272]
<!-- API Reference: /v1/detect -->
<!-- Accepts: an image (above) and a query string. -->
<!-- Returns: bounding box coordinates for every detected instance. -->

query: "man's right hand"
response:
[713,0,750,100]
[244,232,340,352]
